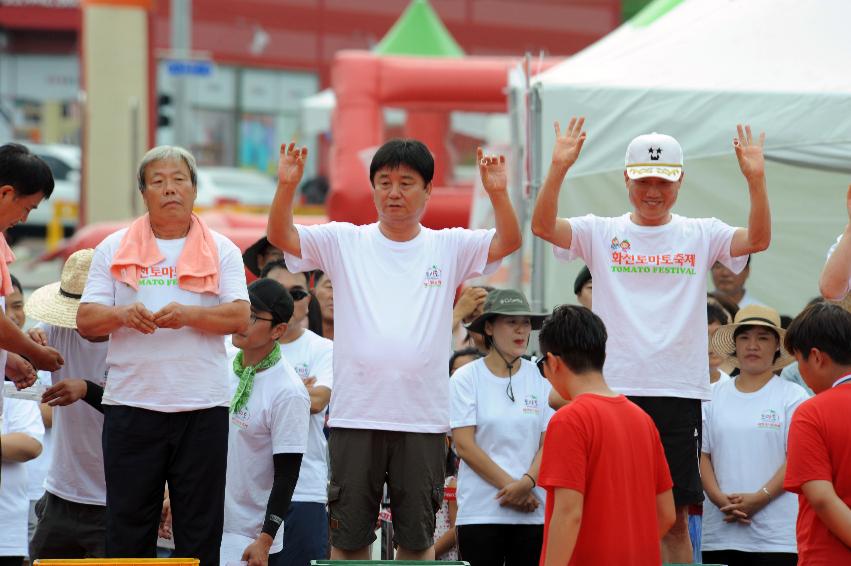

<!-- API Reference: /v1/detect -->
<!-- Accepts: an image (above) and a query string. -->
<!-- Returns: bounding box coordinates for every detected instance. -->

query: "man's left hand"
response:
[242,534,273,566]
[478,147,508,196]
[153,303,191,329]
[6,352,37,389]
[733,124,766,181]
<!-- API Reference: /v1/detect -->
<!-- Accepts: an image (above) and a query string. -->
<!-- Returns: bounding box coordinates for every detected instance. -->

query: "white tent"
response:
[528,0,851,315]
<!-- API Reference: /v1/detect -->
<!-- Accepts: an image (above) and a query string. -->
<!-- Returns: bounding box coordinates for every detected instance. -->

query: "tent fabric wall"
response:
[530,0,851,315]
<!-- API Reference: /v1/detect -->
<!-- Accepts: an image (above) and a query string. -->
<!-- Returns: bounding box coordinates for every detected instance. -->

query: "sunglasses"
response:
[536,355,548,378]
[288,287,309,301]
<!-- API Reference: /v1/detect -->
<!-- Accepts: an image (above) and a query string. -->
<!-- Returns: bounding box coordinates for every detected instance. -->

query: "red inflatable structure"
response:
[327,50,549,229]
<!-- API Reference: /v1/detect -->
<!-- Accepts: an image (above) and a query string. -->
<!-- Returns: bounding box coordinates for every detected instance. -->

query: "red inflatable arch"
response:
[328,50,545,229]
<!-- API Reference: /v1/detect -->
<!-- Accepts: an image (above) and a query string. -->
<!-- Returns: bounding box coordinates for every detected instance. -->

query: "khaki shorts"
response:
[327,428,446,552]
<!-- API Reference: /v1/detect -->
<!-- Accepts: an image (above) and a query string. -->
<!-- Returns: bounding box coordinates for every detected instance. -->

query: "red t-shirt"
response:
[784,384,851,565]
[538,394,672,566]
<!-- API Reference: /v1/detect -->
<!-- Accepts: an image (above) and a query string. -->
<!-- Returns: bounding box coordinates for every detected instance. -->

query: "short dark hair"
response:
[708,291,739,319]
[538,305,607,374]
[0,143,54,198]
[9,273,22,295]
[707,302,730,326]
[260,258,289,280]
[369,139,434,186]
[450,347,482,373]
[784,302,851,365]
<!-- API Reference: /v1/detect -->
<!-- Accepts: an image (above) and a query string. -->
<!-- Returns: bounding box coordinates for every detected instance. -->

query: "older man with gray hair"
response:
[77,146,250,565]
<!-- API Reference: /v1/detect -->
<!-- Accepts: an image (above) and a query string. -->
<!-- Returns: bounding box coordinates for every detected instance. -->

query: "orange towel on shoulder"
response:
[110,213,220,295]
[0,233,16,297]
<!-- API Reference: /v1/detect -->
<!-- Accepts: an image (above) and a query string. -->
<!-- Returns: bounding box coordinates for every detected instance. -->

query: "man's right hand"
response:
[30,345,64,371]
[119,303,157,334]
[455,287,488,325]
[551,117,587,169]
[277,142,308,189]
[42,379,88,407]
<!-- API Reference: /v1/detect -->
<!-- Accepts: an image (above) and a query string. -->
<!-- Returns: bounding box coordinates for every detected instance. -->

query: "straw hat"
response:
[25,249,94,329]
[830,292,851,313]
[709,304,794,371]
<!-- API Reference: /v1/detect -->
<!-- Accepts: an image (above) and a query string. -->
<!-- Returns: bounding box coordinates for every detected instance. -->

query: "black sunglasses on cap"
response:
[288,287,309,301]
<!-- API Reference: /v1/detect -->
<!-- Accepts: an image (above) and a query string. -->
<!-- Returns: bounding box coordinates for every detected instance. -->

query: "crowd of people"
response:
[0,114,849,566]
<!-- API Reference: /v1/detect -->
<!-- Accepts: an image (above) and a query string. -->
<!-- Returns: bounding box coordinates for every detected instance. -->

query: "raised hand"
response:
[733,124,766,181]
[552,117,587,169]
[477,147,508,196]
[277,142,308,188]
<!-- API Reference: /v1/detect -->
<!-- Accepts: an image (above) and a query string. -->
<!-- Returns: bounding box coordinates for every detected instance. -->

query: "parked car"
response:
[16,143,81,232]
[194,167,277,213]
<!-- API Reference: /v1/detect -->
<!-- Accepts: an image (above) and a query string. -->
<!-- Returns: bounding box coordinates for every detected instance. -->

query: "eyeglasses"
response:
[536,355,548,378]
[250,311,276,324]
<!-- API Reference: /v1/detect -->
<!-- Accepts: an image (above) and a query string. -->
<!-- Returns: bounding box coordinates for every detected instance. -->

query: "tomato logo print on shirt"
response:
[424,265,443,288]
[293,363,310,379]
[231,406,251,430]
[523,394,540,416]
[607,235,697,276]
[757,409,782,430]
[138,266,178,288]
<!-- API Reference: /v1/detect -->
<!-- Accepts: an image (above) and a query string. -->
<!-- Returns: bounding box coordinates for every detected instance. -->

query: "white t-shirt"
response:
[222,356,310,558]
[555,213,746,400]
[25,370,52,501]
[40,325,109,506]
[0,396,44,556]
[701,376,808,553]
[450,358,553,525]
[81,228,249,412]
[285,222,497,433]
[279,330,333,503]
[0,296,7,423]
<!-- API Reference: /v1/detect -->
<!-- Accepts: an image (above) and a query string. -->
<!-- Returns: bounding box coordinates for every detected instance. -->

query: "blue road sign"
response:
[166,60,213,77]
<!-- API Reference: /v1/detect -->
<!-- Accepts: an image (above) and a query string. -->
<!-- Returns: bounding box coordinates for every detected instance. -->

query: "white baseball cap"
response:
[625,132,684,182]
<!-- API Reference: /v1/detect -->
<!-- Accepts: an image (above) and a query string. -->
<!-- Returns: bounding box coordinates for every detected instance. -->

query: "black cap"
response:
[248,278,294,325]
[573,265,592,296]
[242,236,280,277]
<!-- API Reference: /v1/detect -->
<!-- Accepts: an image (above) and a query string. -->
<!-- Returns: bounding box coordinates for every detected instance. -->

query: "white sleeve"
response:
[270,392,311,455]
[783,384,810,452]
[540,381,556,433]
[552,214,598,266]
[216,237,249,304]
[309,340,333,391]
[283,223,347,275]
[449,228,498,285]
[80,243,117,306]
[707,218,748,274]
[450,365,478,429]
[701,397,712,455]
[4,398,45,441]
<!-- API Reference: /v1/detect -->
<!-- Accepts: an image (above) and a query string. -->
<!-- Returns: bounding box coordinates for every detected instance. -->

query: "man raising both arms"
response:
[267,139,521,561]
[532,118,770,563]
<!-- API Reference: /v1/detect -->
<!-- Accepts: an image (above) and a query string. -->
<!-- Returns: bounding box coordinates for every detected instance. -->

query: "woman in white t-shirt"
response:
[701,305,809,566]
[450,289,553,566]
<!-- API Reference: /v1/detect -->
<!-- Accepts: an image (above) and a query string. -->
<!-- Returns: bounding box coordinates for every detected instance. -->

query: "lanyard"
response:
[833,374,851,388]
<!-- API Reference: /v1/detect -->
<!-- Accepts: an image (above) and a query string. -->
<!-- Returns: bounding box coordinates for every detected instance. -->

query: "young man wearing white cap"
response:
[531,117,771,563]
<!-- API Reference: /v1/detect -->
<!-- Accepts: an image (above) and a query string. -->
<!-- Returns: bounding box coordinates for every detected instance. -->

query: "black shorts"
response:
[628,396,703,508]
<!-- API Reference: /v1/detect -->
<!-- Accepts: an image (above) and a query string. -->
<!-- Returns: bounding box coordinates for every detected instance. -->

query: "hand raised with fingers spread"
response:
[278,142,308,188]
[551,117,587,169]
[477,147,508,196]
[733,124,766,181]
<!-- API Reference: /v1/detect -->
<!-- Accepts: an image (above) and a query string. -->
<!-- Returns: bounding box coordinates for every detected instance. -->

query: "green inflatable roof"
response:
[374,0,464,57]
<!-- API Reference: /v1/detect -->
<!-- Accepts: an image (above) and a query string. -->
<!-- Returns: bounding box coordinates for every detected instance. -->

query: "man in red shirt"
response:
[783,302,851,565]
[536,305,675,565]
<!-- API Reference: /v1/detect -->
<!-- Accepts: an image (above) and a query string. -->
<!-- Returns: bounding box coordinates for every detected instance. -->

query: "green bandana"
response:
[230,343,282,414]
